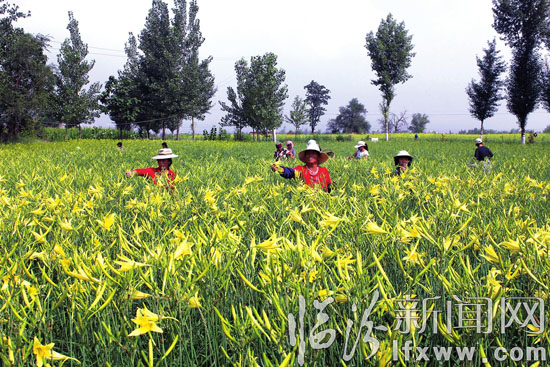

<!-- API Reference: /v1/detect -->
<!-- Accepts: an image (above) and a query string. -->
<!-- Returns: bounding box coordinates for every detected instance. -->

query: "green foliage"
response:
[408,113,430,133]
[506,46,541,141]
[492,0,549,143]
[0,1,53,141]
[327,98,370,134]
[220,53,288,135]
[304,80,331,134]
[539,59,550,115]
[0,29,54,141]
[365,13,415,140]
[284,95,309,137]
[466,39,506,135]
[99,34,141,138]
[0,139,549,366]
[50,11,101,135]
[41,127,140,141]
[335,134,352,142]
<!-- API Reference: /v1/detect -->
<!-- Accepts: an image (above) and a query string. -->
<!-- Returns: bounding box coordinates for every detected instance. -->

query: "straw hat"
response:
[152,148,178,160]
[475,138,482,145]
[298,140,329,165]
[354,140,368,149]
[393,150,413,166]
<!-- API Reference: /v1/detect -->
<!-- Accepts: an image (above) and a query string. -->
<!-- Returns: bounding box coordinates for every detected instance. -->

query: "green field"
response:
[0,138,549,366]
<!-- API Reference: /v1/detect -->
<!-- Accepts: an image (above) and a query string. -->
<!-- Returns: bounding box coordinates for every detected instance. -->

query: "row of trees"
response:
[4,0,548,142]
[0,2,107,141]
[0,0,215,141]
[466,0,550,144]
[100,0,215,140]
[218,13,418,140]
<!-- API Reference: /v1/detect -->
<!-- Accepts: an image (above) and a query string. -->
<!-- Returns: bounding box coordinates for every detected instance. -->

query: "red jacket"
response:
[281,165,331,192]
[134,168,176,185]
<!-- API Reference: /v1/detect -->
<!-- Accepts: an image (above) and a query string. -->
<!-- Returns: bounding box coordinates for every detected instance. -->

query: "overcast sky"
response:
[16,0,550,133]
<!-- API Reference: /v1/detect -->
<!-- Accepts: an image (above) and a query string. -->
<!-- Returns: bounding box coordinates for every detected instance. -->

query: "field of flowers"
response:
[0,138,549,366]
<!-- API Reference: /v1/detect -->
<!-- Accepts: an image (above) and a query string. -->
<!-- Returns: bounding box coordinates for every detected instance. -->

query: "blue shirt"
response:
[475,146,493,161]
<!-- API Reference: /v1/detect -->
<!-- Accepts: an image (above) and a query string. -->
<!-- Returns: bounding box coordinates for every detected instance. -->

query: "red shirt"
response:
[134,168,176,185]
[294,166,331,191]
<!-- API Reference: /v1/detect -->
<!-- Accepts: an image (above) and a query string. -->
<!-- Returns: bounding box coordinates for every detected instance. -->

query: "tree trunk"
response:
[295,128,298,139]
[78,124,81,140]
[65,126,68,141]
[521,127,525,145]
[191,117,195,140]
[162,121,166,141]
[384,116,389,142]
[480,120,484,140]
[273,129,277,142]
[119,128,123,140]
[177,119,181,141]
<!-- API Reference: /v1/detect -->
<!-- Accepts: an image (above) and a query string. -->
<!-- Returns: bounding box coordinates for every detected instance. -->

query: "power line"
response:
[49,39,126,54]
[47,47,128,58]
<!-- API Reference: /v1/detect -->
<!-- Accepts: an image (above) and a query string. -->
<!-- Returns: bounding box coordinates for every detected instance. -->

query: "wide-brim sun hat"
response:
[298,140,329,165]
[393,150,413,166]
[354,140,368,149]
[475,138,482,145]
[152,148,178,160]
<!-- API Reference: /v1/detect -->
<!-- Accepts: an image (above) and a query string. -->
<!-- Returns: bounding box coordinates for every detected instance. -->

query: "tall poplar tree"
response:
[466,39,506,138]
[304,80,331,134]
[172,0,215,140]
[540,59,550,119]
[365,14,415,141]
[51,11,101,139]
[492,0,549,143]
[100,34,141,138]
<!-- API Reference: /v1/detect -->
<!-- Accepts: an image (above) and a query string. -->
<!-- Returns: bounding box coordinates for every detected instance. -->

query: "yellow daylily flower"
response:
[129,305,163,337]
[58,219,74,231]
[500,239,521,253]
[96,213,115,231]
[129,289,151,300]
[255,235,280,253]
[189,293,202,309]
[174,239,193,259]
[114,259,149,272]
[33,337,78,367]
[363,221,388,235]
[319,214,342,229]
[482,245,500,264]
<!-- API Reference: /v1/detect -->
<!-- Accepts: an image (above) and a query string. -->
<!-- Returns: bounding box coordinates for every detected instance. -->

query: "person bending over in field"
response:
[274,142,289,161]
[126,148,178,185]
[346,140,369,160]
[392,150,413,176]
[285,140,296,159]
[117,142,125,151]
[474,138,493,161]
[271,140,332,192]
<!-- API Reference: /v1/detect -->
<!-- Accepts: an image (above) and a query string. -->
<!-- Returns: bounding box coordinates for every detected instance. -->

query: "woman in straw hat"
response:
[346,140,369,160]
[392,150,413,176]
[270,140,332,192]
[126,148,178,184]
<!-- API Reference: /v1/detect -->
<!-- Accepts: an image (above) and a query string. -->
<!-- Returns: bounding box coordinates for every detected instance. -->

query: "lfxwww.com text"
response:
[393,341,547,362]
